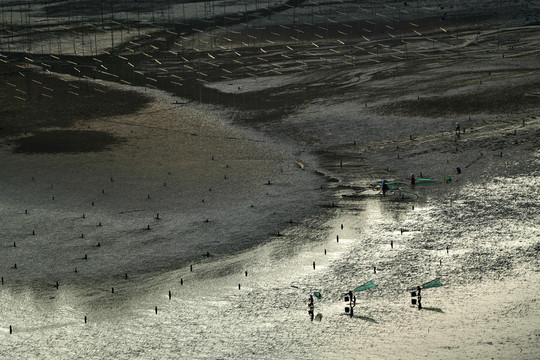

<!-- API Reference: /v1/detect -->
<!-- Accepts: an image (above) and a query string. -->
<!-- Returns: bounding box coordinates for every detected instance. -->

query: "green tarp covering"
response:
[313,292,322,299]
[421,278,443,289]
[354,280,377,292]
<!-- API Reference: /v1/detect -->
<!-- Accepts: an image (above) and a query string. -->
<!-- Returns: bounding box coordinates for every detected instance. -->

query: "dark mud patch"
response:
[373,82,540,117]
[0,64,151,138]
[12,130,123,154]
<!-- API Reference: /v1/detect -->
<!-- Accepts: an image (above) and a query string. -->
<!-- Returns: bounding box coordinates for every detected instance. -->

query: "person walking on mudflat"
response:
[382,180,389,196]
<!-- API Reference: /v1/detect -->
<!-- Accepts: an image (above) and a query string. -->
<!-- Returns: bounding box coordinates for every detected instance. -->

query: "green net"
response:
[382,181,400,190]
[354,280,377,292]
[421,278,443,289]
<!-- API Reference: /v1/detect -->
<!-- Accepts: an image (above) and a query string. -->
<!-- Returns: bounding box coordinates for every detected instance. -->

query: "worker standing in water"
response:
[348,290,356,317]
[410,173,416,186]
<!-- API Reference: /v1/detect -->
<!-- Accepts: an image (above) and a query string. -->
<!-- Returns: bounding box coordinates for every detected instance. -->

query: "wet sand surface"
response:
[1,1,539,359]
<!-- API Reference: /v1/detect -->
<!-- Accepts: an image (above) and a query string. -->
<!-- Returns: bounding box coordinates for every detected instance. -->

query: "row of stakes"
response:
[4,213,453,333]
[8,212,454,292]
[4,220,332,334]
[25,164,283,210]
[17,162,289,258]
[6,167,295,334]
[4,261,249,334]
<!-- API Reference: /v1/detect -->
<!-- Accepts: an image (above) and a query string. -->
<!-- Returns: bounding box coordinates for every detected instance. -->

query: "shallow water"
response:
[1,139,538,358]
[1,1,539,358]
